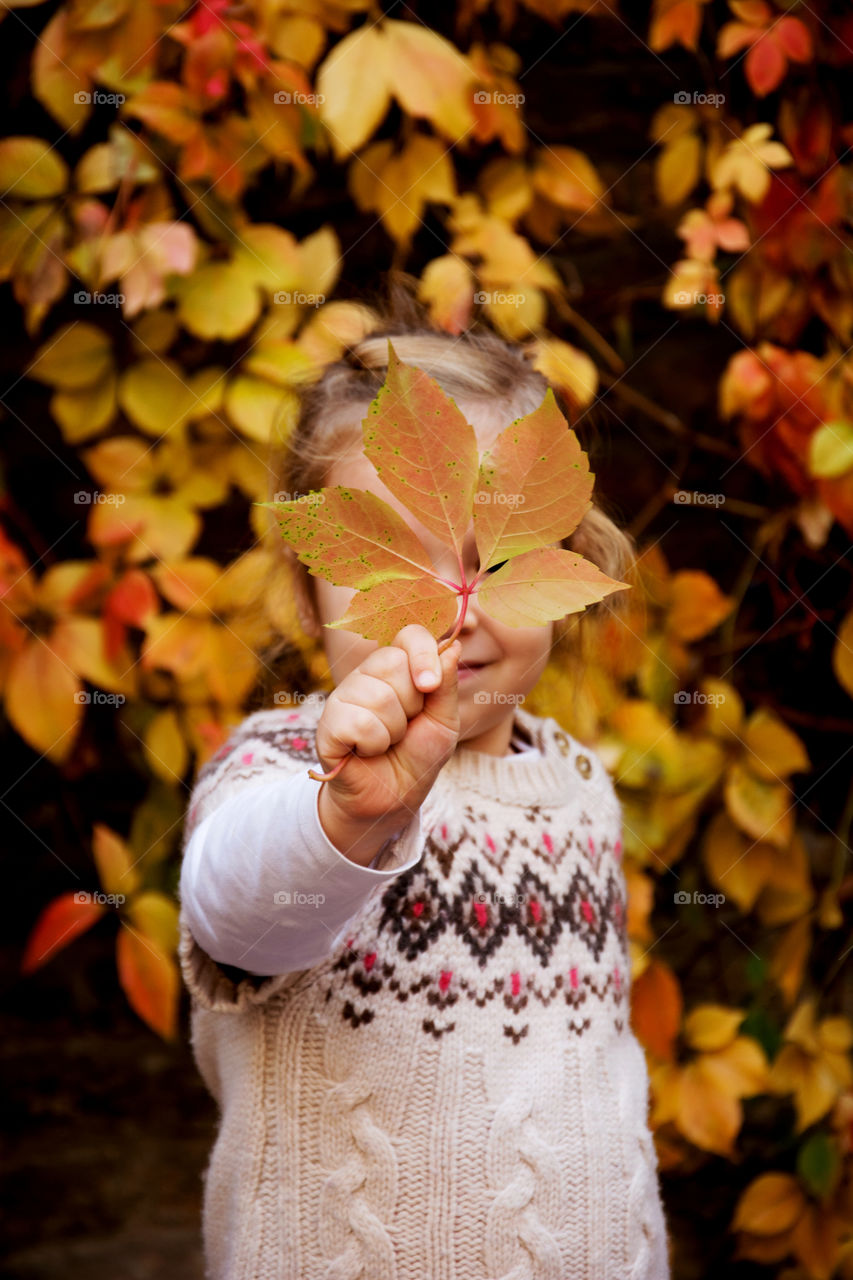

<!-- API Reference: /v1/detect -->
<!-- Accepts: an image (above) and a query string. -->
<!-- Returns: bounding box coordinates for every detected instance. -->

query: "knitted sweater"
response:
[178,697,672,1280]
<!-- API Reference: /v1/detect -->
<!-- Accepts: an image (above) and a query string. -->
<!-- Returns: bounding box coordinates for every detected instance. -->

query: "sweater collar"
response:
[436,706,581,807]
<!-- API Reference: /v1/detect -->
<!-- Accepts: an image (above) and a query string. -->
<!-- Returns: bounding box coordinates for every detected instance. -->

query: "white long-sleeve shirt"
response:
[179,719,540,976]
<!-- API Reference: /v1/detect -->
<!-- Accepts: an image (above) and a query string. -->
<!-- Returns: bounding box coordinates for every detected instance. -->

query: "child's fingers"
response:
[389,624,443,692]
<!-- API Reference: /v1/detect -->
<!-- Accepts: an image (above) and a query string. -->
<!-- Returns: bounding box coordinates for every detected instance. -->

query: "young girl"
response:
[178,294,673,1280]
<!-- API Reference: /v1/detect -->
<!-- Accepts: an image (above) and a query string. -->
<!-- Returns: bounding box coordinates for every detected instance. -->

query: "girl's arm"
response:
[179,766,425,977]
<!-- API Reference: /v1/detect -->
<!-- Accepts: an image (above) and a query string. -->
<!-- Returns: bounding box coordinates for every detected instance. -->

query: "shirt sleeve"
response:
[178,764,426,977]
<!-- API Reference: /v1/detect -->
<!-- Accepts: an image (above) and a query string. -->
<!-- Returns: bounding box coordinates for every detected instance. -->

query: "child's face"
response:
[308,406,556,757]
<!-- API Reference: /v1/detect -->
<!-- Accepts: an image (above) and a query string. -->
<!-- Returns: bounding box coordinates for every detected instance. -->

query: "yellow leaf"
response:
[384,20,476,142]
[702,810,773,913]
[28,322,112,389]
[699,677,744,740]
[231,224,301,293]
[756,833,814,926]
[742,709,810,781]
[677,1058,742,1155]
[0,136,69,198]
[5,640,83,762]
[733,1172,806,1235]
[683,1003,744,1052]
[699,1037,769,1098]
[725,760,794,848]
[51,370,117,443]
[126,890,180,955]
[176,261,262,340]
[118,358,198,436]
[316,24,391,159]
[666,570,734,640]
[224,375,299,444]
[711,123,793,203]
[768,918,812,1007]
[143,708,188,783]
[297,225,341,298]
[531,145,605,213]
[152,560,219,614]
[655,131,702,205]
[529,335,598,410]
[418,255,474,334]
[831,608,853,698]
[93,824,140,898]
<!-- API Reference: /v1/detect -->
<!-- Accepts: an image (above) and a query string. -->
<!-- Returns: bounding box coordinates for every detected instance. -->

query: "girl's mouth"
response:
[458,663,487,680]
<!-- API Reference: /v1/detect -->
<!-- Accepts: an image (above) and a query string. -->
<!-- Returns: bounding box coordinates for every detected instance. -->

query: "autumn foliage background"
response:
[3,0,853,1275]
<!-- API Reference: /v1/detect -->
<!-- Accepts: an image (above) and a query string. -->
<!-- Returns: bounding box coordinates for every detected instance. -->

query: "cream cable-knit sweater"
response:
[178,696,672,1280]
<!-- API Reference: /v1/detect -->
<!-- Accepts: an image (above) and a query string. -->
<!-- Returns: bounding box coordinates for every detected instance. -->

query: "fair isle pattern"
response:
[323,811,630,1043]
[178,700,672,1280]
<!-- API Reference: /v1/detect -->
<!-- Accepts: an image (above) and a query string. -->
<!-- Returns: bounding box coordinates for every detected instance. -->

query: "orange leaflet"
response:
[259,339,630,779]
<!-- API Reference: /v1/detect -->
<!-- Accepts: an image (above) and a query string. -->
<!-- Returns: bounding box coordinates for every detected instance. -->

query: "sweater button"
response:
[575,753,592,778]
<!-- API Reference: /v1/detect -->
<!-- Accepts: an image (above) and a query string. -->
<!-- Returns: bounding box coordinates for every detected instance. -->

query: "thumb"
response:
[421,639,461,731]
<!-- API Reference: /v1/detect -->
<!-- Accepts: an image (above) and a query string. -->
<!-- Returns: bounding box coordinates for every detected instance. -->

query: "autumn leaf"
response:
[262,339,627,650]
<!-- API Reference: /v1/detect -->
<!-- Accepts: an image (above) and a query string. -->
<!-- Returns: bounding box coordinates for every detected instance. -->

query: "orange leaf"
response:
[678,1058,742,1155]
[21,892,105,973]
[630,959,683,1060]
[116,924,179,1041]
[733,1172,806,1235]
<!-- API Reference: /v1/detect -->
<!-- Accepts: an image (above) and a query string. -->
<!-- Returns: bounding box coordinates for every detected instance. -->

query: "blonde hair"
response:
[260,273,637,696]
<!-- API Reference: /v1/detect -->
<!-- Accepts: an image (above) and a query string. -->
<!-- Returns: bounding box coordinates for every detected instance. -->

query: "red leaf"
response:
[745,35,787,96]
[776,16,812,62]
[21,893,106,973]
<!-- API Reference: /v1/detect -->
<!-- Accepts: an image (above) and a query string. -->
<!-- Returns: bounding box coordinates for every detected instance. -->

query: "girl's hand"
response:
[314,626,462,829]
